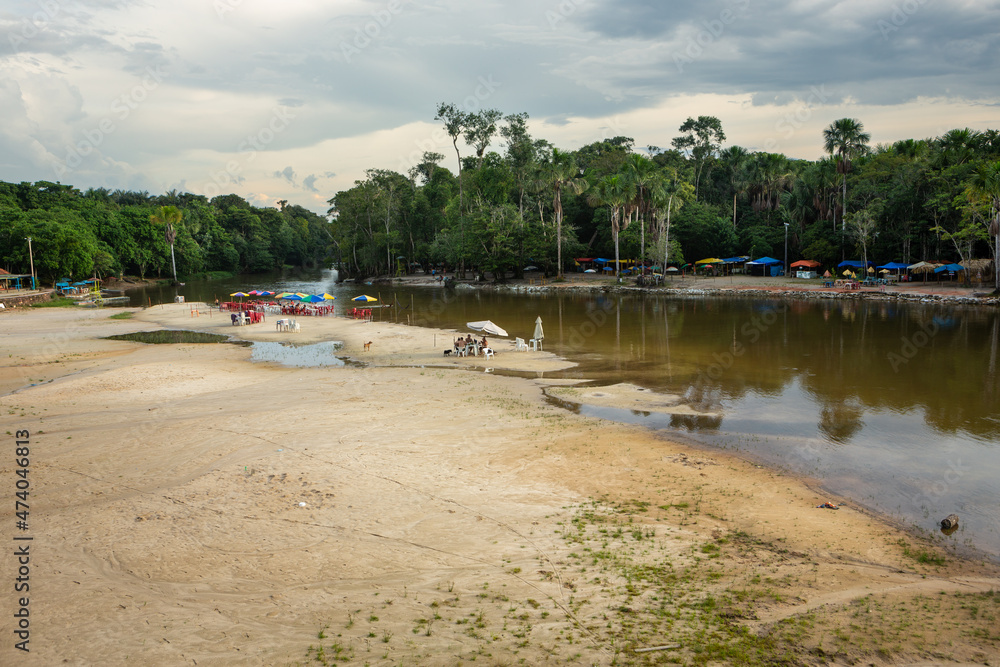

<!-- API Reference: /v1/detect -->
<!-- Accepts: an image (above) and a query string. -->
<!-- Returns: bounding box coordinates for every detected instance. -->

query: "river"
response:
[128,270,1000,560]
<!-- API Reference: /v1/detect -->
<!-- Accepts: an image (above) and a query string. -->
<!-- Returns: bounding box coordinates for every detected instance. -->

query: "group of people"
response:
[454,334,488,356]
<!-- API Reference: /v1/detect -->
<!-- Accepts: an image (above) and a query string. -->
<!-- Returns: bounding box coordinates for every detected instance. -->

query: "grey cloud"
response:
[302,174,318,192]
[275,166,296,184]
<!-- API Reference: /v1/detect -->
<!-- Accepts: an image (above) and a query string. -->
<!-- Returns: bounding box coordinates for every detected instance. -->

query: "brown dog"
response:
[363,341,372,351]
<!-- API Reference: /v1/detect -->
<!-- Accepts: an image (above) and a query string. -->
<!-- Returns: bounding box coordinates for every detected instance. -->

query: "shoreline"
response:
[1,304,997,665]
[383,272,1000,307]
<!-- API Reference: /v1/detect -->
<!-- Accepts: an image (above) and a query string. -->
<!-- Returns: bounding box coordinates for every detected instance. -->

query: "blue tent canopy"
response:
[722,256,749,264]
[934,263,965,273]
[746,256,782,265]
[837,260,873,268]
[877,262,910,270]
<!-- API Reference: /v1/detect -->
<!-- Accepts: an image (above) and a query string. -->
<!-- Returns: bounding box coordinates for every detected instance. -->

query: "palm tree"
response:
[539,149,588,278]
[719,146,750,228]
[588,174,632,278]
[649,169,694,275]
[823,118,871,230]
[970,160,1000,291]
[150,205,183,282]
[622,153,658,267]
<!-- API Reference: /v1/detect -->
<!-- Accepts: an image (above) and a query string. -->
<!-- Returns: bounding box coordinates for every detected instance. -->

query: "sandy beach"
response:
[1,302,998,666]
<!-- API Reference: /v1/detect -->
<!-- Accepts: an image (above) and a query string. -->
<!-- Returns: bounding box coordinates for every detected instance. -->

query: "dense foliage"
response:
[3,110,999,289]
[0,185,333,283]
[329,108,1000,287]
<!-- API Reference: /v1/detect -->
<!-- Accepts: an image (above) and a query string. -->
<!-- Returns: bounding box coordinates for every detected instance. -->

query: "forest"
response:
[0,185,333,284]
[2,106,999,288]
[330,107,1000,286]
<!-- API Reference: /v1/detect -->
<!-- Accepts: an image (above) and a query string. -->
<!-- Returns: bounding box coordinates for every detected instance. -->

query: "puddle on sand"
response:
[105,330,250,345]
[250,341,346,367]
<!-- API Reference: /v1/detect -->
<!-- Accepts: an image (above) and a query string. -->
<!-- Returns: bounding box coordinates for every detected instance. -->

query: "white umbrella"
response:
[533,316,544,341]
[467,320,508,337]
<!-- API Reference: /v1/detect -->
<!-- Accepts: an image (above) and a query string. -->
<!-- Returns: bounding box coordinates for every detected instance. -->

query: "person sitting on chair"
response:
[481,336,488,349]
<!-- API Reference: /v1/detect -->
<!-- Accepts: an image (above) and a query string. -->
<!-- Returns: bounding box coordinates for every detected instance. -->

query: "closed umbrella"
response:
[533,316,544,342]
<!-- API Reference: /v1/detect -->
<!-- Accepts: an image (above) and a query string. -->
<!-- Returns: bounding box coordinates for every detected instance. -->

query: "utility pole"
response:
[26,236,35,290]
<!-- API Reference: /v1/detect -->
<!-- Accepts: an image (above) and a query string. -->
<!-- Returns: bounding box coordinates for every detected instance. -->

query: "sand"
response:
[1,303,998,666]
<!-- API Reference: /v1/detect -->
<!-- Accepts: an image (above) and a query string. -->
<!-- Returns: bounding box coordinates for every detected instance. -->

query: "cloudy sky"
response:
[2,0,998,214]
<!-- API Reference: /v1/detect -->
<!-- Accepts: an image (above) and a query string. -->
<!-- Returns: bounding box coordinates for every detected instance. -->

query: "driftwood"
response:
[634,644,681,653]
[940,514,959,530]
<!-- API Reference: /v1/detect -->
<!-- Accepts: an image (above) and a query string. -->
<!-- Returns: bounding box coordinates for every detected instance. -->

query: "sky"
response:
[1,0,999,215]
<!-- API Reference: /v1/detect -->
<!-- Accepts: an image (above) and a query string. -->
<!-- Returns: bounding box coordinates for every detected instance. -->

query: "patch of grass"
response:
[109,311,134,319]
[898,539,947,566]
[32,297,78,308]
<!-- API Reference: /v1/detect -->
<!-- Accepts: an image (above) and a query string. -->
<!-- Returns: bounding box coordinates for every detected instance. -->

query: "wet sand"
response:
[1,304,997,665]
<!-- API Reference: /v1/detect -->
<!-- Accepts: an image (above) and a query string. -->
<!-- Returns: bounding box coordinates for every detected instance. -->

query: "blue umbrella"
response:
[306,295,325,303]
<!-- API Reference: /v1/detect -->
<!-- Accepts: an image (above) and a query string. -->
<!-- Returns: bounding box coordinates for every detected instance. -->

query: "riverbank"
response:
[1,304,997,666]
[390,272,1000,306]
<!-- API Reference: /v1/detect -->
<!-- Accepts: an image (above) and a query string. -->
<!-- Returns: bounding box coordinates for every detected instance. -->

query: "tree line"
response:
[0,185,333,284]
[330,106,1000,289]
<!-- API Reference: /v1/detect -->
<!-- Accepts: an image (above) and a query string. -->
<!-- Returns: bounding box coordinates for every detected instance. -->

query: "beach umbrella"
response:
[867,266,875,273]
[533,316,544,342]
[841,270,853,277]
[695,257,724,265]
[259,290,275,296]
[305,295,325,303]
[247,290,260,296]
[322,293,336,300]
[353,295,378,302]
[295,292,309,298]
[282,294,303,301]
[230,292,248,297]
[823,270,832,278]
[665,267,680,273]
[584,269,597,273]
[467,320,508,337]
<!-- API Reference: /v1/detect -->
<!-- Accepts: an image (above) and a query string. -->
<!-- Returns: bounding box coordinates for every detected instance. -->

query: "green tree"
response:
[671,116,725,199]
[539,148,588,278]
[150,205,183,282]
[588,174,632,277]
[823,118,871,231]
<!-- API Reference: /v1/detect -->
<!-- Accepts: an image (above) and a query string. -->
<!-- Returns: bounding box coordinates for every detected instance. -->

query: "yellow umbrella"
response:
[695,257,724,265]
[322,293,336,300]
[842,269,853,276]
[867,266,874,273]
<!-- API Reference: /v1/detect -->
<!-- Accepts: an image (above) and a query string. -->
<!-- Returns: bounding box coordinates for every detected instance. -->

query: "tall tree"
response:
[969,160,1000,291]
[463,108,503,169]
[588,174,632,277]
[823,118,871,231]
[671,116,726,199]
[539,149,588,278]
[150,205,183,282]
[719,146,750,227]
[435,103,469,276]
[623,153,658,265]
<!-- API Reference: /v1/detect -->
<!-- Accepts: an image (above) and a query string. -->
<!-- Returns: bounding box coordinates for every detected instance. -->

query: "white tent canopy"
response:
[467,320,508,337]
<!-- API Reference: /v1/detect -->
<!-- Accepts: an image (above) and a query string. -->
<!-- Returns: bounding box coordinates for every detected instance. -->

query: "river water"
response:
[128,270,1000,560]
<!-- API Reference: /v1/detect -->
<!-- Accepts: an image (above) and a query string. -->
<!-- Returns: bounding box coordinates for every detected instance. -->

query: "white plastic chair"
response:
[529,338,542,351]
[515,337,527,352]
[484,347,494,360]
